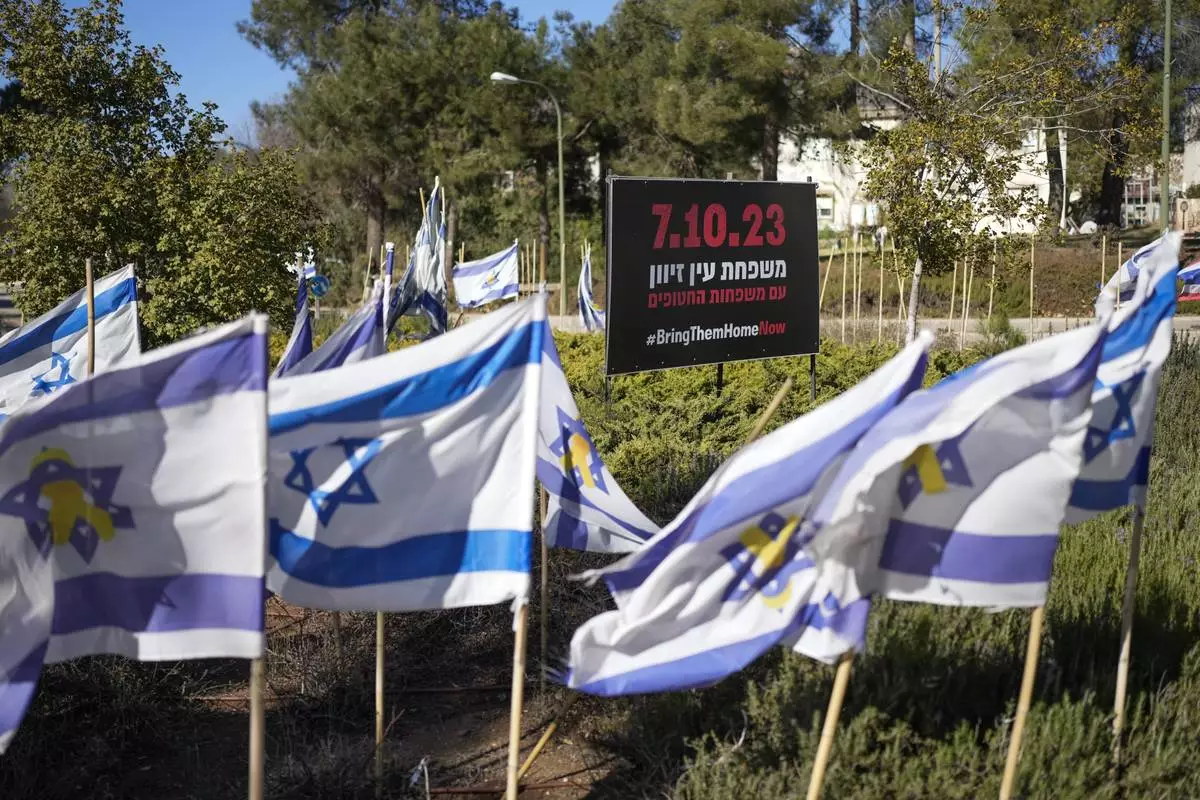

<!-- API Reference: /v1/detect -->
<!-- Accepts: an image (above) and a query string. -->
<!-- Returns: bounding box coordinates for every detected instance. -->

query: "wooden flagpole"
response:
[1112,505,1146,764]
[878,240,884,344]
[248,657,265,800]
[505,602,530,800]
[85,258,96,377]
[819,242,835,309]
[540,487,549,693]
[805,653,854,800]
[960,257,971,349]
[948,260,958,337]
[840,242,848,343]
[988,240,997,324]
[1101,233,1108,291]
[999,605,1046,800]
[852,232,860,342]
[1029,236,1036,340]
[375,611,385,798]
[1116,241,1124,312]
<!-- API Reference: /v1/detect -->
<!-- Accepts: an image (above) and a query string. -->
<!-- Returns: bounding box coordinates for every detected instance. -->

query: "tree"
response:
[0,0,320,346]
[860,8,1151,337]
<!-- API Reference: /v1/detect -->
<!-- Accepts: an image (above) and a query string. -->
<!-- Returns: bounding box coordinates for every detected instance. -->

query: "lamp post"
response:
[491,71,567,318]
[1161,0,1172,231]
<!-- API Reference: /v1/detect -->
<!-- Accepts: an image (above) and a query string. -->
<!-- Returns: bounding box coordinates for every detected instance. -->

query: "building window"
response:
[817,196,834,219]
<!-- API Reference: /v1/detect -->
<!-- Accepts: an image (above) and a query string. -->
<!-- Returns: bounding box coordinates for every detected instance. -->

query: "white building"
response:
[775,90,1052,235]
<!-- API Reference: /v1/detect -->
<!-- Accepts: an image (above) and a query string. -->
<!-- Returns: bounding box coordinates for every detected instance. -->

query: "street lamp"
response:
[491,71,567,318]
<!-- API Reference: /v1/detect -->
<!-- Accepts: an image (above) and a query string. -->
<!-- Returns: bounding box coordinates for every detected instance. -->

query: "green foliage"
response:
[0,0,321,347]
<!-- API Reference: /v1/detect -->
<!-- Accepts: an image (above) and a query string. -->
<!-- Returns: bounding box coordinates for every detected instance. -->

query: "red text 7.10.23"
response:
[650,202,786,250]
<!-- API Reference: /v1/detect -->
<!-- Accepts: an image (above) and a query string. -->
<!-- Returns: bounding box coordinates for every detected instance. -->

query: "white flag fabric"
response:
[565,333,932,695]
[453,241,519,309]
[0,316,269,751]
[0,265,140,418]
[266,295,546,611]
[537,325,658,553]
[1097,234,1167,316]
[818,322,1107,610]
[1067,232,1179,522]
[577,247,605,332]
[273,270,313,378]
[287,282,385,376]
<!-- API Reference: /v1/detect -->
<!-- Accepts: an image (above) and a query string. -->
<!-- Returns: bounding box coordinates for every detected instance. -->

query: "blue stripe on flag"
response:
[1068,446,1151,512]
[879,519,1060,584]
[270,523,530,587]
[0,277,136,368]
[309,298,381,372]
[0,329,267,445]
[1019,333,1106,400]
[0,644,45,742]
[568,597,869,696]
[269,320,542,436]
[52,573,265,635]
[1102,268,1177,365]
[462,283,519,308]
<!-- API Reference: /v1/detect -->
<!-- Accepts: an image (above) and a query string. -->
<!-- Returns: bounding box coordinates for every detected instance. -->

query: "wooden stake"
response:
[878,239,885,344]
[1116,241,1124,312]
[999,605,1046,800]
[539,487,549,694]
[538,238,546,286]
[1029,236,1036,340]
[988,240,998,324]
[84,257,96,377]
[948,260,958,336]
[853,233,861,342]
[505,602,530,800]
[375,611,385,798]
[248,657,265,800]
[745,377,792,445]
[840,242,848,343]
[517,696,580,782]
[805,653,854,800]
[819,243,835,309]
[459,242,465,264]
[961,257,973,349]
[1101,233,1108,291]
[1112,505,1145,764]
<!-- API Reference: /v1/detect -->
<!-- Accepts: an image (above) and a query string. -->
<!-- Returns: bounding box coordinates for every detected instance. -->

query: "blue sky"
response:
[80,0,616,136]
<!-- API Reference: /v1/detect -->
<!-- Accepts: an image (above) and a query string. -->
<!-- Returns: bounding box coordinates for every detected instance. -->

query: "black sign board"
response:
[604,177,819,376]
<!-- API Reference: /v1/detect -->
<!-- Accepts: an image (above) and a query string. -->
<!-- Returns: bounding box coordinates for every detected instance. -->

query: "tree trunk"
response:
[905,256,922,342]
[902,0,916,54]
[1098,124,1127,228]
[849,0,860,58]
[1058,127,1068,229]
[598,144,611,238]
[761,111,779,182]
[364,175,386,299]
[1047,123,1064,229]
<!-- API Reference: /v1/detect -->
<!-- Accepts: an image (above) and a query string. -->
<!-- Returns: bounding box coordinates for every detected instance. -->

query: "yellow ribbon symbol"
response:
[560,432,596,489]
[32,448,115,547]
[903,444,948,495]
[738,515,801,609]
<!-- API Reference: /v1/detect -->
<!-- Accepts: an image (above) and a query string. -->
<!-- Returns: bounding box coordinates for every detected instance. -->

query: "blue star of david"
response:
[283,437,382,526]
[897,432,973,509]
[547,408,608,495]
[1084,373,1143,463]
[0,449,133,562]
[31,352,76,397]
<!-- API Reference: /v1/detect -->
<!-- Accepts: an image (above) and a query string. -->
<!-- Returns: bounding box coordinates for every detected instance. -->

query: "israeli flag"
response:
[1098,234,1167,316]
[286,281,385,376]
[537,326,658,553]
[0,316,270,751]
[1067,232,1179,521]
[823,322,1107,609]
[1178,259,1200,301]
[453,241,519,308]
[273,269,314,378]
[0,265,140,417]
[266,295,546,611]
[391,179,449,336]
[565,333,932,696]
[578,246,605,332]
